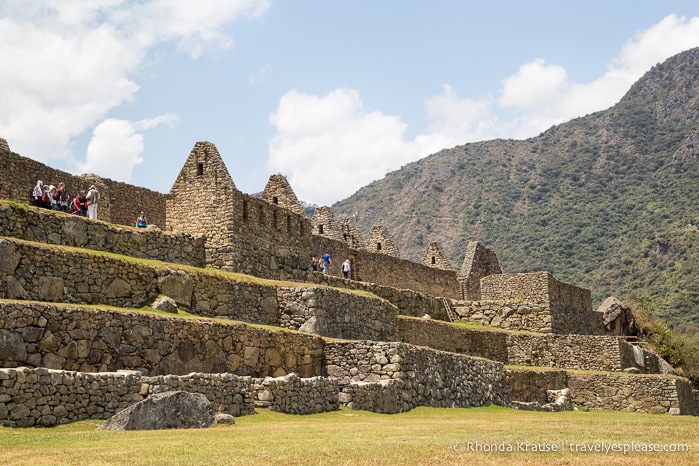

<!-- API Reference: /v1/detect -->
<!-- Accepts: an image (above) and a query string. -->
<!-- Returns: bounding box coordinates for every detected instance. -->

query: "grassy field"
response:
[0,406,697,465]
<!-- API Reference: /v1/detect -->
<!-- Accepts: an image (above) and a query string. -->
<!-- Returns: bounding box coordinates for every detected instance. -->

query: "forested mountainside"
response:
[333,48,699,331]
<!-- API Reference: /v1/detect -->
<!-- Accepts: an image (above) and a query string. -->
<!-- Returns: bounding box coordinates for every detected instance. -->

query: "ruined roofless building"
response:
[422,242,451,270]
[365,225,400,258]
[261,174,306,217]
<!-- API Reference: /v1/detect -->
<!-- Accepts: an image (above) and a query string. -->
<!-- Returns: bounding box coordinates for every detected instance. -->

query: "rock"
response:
[0,239,21,275]
[104,278,133,299]
[62,217,88,247]
[38,277,64,301]
[0,329,27,363]
[157,270,193,308]
[632,345,645,368]
[215,413,236,425]
[623,367,642,374]
[4,276,28,299]
[98,391,214,430]
[598,296,637,335]
[299,316,329,336]
[152,295,178,314]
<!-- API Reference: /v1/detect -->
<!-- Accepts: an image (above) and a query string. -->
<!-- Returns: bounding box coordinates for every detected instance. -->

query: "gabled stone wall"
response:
[458,241,501,300]
[365,225,399,257]
[422,242,451,269]
[260,174,306,216]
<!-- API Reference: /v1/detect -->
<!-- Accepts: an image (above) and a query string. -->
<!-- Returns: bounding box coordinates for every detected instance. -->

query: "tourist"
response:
[311,256,319,272]
[31,180,44,207]
[78,190,88,217]
[322,251,331,274]
[136,212,148,228]
[342,259,350,279]
[48,185,57,210]
[86,185,99,219]
[55,182,69,212]
[71,194,81,215]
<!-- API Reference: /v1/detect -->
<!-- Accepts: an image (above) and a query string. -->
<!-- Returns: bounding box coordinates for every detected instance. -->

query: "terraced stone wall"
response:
[0,302,324,378]
[568,373,695,415]
[0,149,166,227]
[0,202,204,266]
[324,340,512,412]
[396,317,651,373]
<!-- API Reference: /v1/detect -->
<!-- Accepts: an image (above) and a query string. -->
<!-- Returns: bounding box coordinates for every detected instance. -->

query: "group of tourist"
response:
[31,180,100,220]
[311,252,352,279]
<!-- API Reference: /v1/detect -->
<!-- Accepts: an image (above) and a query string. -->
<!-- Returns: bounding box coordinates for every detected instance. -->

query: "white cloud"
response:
[81,114,179,181]
[0,0,269,174]
[266,14,699,206]
[267,89,421,206]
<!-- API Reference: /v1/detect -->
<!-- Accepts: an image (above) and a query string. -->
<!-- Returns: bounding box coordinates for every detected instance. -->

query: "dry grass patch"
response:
[0,406,697,465]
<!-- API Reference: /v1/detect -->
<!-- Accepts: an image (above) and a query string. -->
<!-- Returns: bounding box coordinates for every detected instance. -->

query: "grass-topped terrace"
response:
[0,234,380,301]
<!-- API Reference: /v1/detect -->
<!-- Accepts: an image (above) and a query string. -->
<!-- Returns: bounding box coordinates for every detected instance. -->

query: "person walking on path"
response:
[342,259,351,279]
[322,252,331,274]
[86,185,99,219]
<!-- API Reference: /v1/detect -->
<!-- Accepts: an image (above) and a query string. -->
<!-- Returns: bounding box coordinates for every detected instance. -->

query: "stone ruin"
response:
[0,139,697,428]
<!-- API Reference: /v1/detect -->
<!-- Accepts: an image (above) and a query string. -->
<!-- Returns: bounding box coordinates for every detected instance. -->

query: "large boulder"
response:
[99,391,214,430]
[598,296,637,336]
[157,270,193,308]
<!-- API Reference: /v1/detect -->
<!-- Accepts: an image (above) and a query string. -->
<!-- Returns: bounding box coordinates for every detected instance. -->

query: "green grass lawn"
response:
[1,406,697,465]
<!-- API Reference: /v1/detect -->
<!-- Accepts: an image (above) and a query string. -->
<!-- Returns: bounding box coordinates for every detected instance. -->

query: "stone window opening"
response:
[196,163,204,176]
[431,256,436,265]
[377,242,382,251]
[318,225,324,234]
[242,200,249,221]
[343,233,348,241]
[273,196,279,205]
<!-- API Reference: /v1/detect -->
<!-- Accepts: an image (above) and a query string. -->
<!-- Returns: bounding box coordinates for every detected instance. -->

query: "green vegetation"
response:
[1,407,697,465]
[632,298,699,387]
[333,48,699,334]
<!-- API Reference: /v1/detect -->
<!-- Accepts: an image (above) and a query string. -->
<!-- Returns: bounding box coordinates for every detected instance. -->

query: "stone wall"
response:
[0,367,340,427]
[458,241,501,300]
[0,301,324,378]
[0,149,166,227]
[0,367,144,427]
[467,272,600,334]
[145,372,255,417]
[453,299,556,333]
[0,202,205,267]
[306,273,449,320]
[252,373,339,414]
[505,369,568,403]
[568,372,695,415]
[310,234,461,299]
[365,225,399,258]
[396,317,509,362]
[276,286,398,341]
[324,341,511,412]
[396,317,653,373]
[166,142,312,282]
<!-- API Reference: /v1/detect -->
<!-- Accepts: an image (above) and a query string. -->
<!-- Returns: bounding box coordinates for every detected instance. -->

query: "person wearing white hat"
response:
[86,185,100,219]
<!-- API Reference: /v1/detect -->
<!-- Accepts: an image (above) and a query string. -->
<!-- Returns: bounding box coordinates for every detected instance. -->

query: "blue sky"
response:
[2,1,699,206]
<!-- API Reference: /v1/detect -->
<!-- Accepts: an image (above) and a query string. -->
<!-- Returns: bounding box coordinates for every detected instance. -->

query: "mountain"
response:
[333,48,699,332]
